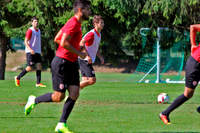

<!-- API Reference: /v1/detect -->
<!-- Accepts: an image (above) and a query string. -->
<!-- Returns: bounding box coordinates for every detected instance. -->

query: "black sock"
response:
[35,93,52,104]
[36,70,41,84]
[60,97,76,123]
[162,94,189,116]
[17,69,27,80]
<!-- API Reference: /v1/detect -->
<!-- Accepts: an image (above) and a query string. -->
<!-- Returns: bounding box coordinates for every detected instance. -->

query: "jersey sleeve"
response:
[190,24,200,46]
[25,29,32,40]
[84,32,94,46]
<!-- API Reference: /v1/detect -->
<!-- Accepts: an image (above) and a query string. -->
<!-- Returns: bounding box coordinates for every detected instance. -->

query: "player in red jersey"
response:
[160,24,200,124]
[24,0,91,132]
[79,15,104,90]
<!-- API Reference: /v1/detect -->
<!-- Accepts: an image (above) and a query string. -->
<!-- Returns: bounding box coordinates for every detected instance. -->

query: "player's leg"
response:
[60,85,79,123]
[55,85,79,133]
[55,59,79,133]
[160,56,200,124]
[36,63,41,84]
[24,93,53,116]
[34,54,46,87]
[24,56,66,115]
[33,56,67,103]
[24,91,66,116]
[80,77,96,89]
[15,53,33,86]
[79,59,96,89]
[35,62,46,87]
[160,87,193,124]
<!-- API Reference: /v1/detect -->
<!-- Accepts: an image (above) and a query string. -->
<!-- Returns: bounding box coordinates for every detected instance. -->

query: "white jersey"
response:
[83,29,101,63]
[25,27,41,54]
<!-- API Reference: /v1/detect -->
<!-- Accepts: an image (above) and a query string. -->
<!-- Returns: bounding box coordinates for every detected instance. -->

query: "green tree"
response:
[0,0,15,80]
[1,0,200,80]
[91,0,149,63]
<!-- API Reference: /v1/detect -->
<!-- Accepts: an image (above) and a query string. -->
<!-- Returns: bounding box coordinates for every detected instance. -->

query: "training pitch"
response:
[1,72,200,133]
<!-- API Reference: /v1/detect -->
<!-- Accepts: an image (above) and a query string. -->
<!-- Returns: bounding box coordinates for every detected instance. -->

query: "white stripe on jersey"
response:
[83,29,101,63]
[25,27,41,54]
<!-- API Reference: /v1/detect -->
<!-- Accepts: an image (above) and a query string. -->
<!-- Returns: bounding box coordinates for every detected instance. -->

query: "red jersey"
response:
[56,16,82,62]
[190,24,200,62]
[84,29,100,46]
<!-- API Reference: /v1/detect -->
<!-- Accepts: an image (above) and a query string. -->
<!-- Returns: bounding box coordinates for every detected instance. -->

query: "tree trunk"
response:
[0,32,7,80]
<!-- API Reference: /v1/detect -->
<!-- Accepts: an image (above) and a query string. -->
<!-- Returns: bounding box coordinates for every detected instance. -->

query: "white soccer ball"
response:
[157,93,169,104]
[166,78,170,82]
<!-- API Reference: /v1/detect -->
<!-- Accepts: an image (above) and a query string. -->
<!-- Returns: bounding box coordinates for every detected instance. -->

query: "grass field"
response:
[1,72,200,133]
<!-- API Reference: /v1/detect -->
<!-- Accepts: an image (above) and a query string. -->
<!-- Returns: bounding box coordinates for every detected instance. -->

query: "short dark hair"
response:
[93,15,103,25]
[73,0,91,13]
[31,16,38,22]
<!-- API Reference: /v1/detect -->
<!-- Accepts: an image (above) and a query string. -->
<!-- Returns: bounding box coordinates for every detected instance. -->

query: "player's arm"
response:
[190,24,200,53]
[97,50,104,64]
[60,33,86,59]
[54,30,62,45]
[24,29,34,54]
[80,39,92,63]
[80,39,86,51]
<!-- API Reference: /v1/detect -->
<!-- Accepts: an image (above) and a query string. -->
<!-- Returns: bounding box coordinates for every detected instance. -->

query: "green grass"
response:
[1,72,200,132]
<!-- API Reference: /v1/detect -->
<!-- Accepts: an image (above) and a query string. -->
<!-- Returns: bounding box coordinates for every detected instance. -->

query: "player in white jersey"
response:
[15,17,46,87]
[79,15,104,89]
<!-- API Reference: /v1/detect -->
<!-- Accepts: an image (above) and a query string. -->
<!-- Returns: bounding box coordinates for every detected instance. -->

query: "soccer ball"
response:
[157,93,169,104]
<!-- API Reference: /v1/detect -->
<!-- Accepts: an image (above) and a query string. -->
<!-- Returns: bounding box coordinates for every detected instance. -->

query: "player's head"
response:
[31,17,38,28]
[93,15,104,31]
[73,0,91,20]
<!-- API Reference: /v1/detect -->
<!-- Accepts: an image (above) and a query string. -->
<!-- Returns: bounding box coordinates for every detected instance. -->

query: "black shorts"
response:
[26,53,42,66]
[185,56,200,89]
[51,56,80,92]
[78,58,95,77]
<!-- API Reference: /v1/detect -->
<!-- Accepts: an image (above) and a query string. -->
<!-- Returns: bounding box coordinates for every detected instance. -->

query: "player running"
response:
[79,15,104,89]
[24,0,91,132]
[159,24,200,124]
[15,17,46,88]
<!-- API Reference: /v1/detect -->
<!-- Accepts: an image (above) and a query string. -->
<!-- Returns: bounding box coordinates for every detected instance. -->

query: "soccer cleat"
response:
[55,122,73,133]
[15,76,20,87]
[36,83,46,88]
[24,95,36,116]
[159,113,171,125]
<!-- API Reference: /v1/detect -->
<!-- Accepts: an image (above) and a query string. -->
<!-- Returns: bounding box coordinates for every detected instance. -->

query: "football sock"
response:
[60,97,76,123]
[36,70,41,84]
[162,94,188,116]
[17,69,27,79]
[35,93,52,104]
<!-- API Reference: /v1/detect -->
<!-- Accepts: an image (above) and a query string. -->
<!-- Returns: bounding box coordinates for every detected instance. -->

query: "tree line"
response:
[0,0,200,79]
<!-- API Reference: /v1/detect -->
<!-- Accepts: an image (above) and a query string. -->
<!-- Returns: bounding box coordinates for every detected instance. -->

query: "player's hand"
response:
[191,45,198,53]
[86,56,92,64]
[79,52,87,59]
[30,49,35,55]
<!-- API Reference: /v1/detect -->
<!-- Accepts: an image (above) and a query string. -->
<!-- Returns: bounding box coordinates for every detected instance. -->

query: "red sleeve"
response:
[25,29,32,40]
[84,32,94,46]
[190,24,200,46]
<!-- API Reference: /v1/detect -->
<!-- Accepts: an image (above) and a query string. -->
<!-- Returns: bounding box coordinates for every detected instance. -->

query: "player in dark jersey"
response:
[24,0,91,132]
[160,24,200,125]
